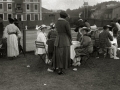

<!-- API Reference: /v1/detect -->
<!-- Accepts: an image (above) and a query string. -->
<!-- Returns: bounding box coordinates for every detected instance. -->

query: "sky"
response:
[42,0,120,10]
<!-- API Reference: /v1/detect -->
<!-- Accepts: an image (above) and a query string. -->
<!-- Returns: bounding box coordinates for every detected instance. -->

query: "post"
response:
[23,29,26,53]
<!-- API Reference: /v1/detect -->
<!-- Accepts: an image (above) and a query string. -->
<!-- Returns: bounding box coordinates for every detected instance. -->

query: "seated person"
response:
[107,25,119,59]
[47,23,57,60]
[76,27,83,42]
[99,25,113,57]
[73,28,93,71]
[89,28,102,58]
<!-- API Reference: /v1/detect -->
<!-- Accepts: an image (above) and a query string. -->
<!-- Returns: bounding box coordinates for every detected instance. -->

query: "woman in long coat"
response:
[52,11,72,75]
[3,18,21,59]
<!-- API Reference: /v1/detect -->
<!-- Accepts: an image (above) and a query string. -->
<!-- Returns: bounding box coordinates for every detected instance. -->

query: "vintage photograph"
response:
[0,0,120,90]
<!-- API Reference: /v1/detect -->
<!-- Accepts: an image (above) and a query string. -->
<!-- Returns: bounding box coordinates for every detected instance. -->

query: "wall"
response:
[112,6,120,19]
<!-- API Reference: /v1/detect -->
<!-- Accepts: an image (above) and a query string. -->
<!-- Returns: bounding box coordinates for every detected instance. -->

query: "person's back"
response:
[84,20,91,29]
[99,26,113,48]
[55,18,72,47]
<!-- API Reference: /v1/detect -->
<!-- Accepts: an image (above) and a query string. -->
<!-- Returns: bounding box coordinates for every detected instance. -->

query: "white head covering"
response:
[36,24,47,30]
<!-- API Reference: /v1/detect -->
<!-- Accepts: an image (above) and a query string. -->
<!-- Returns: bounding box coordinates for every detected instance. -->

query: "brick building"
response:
[0,0,42,28]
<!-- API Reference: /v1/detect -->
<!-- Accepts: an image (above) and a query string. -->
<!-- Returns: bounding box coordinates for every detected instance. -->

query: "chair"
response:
[35,41,50,64]
[80,53,95,69]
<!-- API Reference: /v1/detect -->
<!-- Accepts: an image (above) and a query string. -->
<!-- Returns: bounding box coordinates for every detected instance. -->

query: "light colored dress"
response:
[3,24,21,57]
[35,31,47,55]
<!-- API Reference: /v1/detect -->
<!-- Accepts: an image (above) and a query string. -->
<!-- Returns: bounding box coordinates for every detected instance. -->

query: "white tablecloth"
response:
[70,41,80,60]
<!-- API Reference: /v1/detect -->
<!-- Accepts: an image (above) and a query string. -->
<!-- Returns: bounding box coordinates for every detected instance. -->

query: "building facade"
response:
[0,0,42,28]
[112,6,120,19]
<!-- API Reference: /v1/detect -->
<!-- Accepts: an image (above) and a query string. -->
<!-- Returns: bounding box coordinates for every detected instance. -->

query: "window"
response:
[0,14,3,19]
[116,14,118,18]
[26,4,30,10]
[34,4,38,10]
[7,3,12,11]
[34,0,38,2]
[0,4,3,9]
[25,0,30,2]
[35,14,38,20]
[8,14,12,18]
[7,0,12,2]
[16,4,21,9]
[27,14,30,21]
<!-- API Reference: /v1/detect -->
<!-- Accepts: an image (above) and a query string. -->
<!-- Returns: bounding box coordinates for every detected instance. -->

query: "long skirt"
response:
[47,39,55,59]
[75,47,93,57]
[7,34,19,57]
[52,46,71,69]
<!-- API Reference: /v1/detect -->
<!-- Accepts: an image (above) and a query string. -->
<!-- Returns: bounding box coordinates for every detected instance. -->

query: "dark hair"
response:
[110,20,114,22]
[8,18,14,23]
[60,11,68,19]
[118,19,120,24]
[103,26,108,30]
[84,20,88,22]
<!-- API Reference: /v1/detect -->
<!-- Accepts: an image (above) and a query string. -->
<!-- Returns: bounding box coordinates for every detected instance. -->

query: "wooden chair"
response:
[35,41,50,64]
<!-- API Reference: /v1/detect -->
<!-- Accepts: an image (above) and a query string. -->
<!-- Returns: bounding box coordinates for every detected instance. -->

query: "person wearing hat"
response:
[107,25,119,59]
[72,28,93,71]
[117,19,120,47]
[52,11,72,75]
[3,18,21,60]
[47,23,57,60]
[35,24,48,56]
[99,25,113,57]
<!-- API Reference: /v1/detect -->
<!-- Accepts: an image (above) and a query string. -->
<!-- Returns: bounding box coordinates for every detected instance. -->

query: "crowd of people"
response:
[1,10,120,75]
[35,11,120,75]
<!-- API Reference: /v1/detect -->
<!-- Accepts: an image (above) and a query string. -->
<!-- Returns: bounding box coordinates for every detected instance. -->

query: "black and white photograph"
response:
[0,0,120,90]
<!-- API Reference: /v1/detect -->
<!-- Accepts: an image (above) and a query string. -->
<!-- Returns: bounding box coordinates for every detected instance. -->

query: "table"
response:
[70,41,80,60]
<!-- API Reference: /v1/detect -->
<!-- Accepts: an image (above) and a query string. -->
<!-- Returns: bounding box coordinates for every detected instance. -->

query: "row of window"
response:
[0,0,39,2]
[0,14,39,21]
[26,4,38,11]
[0,0,12,2]
[0,3,12,11]
[0,3,39,11]
[24,0,39,2]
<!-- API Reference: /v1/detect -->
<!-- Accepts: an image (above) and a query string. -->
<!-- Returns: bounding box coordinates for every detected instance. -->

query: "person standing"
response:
[47,23,57,60]
[3,18,21,60]
[116,20,120,47]
[52,11,72,75]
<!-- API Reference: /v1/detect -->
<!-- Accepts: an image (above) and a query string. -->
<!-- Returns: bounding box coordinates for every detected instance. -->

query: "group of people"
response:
[35,11,120,75]
[1,10,120,75]
[0,18,22,60]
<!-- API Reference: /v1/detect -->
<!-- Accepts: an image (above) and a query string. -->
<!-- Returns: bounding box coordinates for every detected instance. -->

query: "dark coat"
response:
[54,18,72,47]
[0,22,4,38]
[99,30,113,48]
